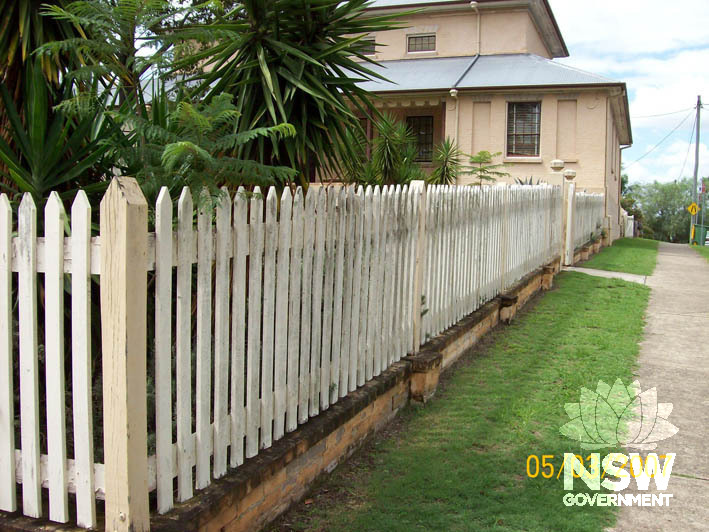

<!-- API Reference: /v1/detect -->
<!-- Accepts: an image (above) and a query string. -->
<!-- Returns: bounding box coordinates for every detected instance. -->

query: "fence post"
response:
[411,180,427,353]
[100,177,150,532]
[562,172,576,266]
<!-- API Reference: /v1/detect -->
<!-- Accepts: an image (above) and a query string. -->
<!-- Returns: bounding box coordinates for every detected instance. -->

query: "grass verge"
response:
[269,273,650,532]
[694,245,709,263]
[581,238,658,276]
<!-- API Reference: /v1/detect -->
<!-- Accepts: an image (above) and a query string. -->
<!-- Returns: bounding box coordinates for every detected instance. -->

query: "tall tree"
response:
[175,0,404,184]
[634,179,693,242]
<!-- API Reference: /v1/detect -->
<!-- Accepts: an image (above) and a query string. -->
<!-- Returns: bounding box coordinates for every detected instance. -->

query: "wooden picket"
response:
[213,189,232,476]
[230,188,248,467]
[0,195,13,514]
[175,187,194,502]
[275,188,293,439]
[154,188,172,514]
[287,189,303,429]
[195,194,213,489]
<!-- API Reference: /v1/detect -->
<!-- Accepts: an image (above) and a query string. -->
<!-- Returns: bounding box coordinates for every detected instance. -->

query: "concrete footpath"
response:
[563,265,648,285]
[608,243,709,531]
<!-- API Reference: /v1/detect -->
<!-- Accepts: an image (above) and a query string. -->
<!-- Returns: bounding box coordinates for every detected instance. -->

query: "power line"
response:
[631,107,695,119]
[626,111,695,168]
[678,113,697,180]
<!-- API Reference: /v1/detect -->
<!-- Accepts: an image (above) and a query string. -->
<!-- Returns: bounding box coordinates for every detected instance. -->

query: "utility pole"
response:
[691,95,702,242]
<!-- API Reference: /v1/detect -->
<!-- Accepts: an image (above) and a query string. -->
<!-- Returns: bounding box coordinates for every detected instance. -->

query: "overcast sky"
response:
[548,0,709,185]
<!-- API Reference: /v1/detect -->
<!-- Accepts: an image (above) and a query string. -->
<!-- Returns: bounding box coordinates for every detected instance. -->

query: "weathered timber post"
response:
[562,170,576,266]
[411,180,427,353]
[100,177,150,532]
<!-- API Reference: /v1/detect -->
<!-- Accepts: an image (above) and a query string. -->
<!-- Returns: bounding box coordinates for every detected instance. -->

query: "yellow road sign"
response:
[688,202,700,216]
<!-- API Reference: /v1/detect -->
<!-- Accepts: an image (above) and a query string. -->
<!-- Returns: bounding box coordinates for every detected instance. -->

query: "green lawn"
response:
[581,238,659,276]
[270,273,650,532]
[695,245,709,263]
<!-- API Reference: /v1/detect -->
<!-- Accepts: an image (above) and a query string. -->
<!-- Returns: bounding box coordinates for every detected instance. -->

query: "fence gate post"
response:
[100,177,150,532]
[411,181,427,353]
[562,174,576,266]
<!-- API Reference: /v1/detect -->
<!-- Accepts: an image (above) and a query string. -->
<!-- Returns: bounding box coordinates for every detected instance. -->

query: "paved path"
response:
[608,243,709,531]
[562,266,648,285]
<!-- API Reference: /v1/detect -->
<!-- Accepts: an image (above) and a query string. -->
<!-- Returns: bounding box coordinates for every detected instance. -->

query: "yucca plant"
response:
[342,113,426,186]
[0,60,113,204]
[0,0,80,99]
[429,137,464,185]
[174,0,405,184]
[514,176,543,185]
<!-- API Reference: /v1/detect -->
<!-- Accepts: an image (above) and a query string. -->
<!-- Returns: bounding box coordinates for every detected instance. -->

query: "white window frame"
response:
[505,101,542,160]
[407,33,436,54]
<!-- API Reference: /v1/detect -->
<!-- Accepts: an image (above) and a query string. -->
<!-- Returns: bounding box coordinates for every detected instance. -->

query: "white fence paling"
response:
[0,195,13,514]
[154,188,173,515]
[573,192,605,250]
[1,182,575,528]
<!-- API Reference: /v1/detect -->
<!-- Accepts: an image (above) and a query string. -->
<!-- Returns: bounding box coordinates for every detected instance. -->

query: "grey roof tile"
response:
[355,54,619,92]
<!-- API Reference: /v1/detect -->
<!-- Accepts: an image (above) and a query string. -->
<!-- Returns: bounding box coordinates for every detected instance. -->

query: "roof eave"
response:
[609,84,633,146]
[367,81,627,95]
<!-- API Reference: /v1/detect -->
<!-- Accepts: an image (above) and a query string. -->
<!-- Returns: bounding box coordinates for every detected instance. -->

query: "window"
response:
[407,34,436,53]
[406,116,434,162]
[507,102,541,157]
[361,38,376,56]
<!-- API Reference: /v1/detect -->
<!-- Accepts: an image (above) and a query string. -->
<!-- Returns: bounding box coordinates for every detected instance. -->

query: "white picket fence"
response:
[573,192,605,250]
[0,181,570,529]
[623,213,635,238]
[421,185,562,342]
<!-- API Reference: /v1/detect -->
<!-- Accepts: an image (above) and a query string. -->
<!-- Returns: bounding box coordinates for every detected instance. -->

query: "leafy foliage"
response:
[37,0,202,105]
[0,61,112,203]
[467,150,509,185]
[0,0,80,96]
[37,0,297,200]
[175,0,404,183]
[629,178,693,242]
[428,137,464,185]
[370,114,424,185]
[343,113,426,186]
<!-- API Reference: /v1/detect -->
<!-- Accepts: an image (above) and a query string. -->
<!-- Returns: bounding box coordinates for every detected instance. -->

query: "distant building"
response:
[358,0,632,239]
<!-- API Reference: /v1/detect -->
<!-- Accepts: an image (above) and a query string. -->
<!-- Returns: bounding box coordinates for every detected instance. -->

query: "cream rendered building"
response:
[358,0,632,239]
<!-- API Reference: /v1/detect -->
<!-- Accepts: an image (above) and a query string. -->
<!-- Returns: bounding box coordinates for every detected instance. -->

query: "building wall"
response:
[442,89,610,191]
[366,9,552,61]
[605,100,623,240]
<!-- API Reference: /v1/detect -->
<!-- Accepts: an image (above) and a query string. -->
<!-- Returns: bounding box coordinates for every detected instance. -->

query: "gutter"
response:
[371,81,628,97]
